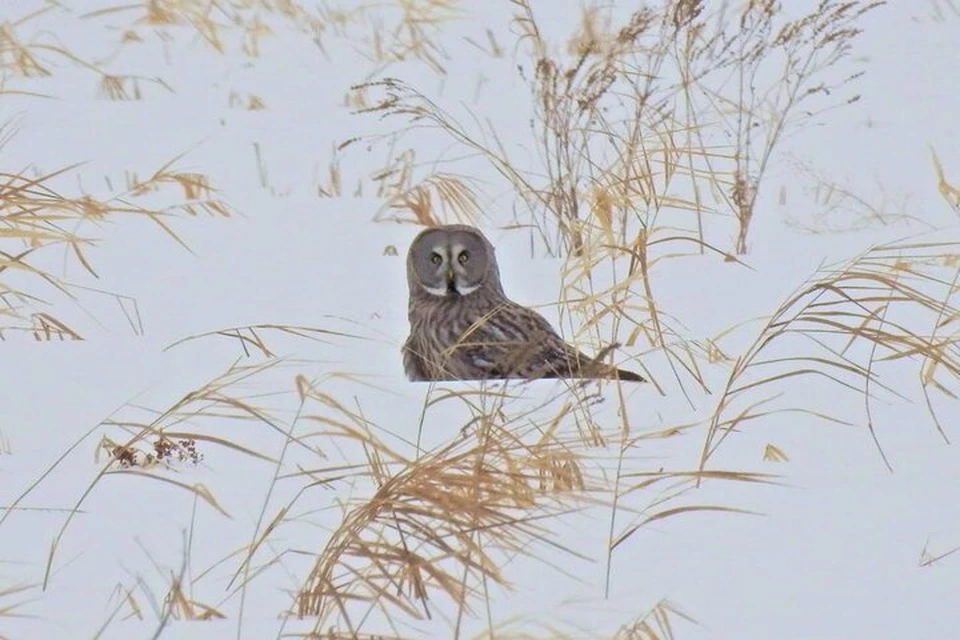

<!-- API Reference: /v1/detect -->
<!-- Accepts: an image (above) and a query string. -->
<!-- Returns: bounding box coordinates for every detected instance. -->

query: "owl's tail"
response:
[610,367,646,382]
[569,362,645,382]
[584,343,645,382]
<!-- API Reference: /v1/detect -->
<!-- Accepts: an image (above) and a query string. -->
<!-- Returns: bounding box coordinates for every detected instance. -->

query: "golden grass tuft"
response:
[161,574,226,622]
[0,6,59,78]
[289,379,598,634]
[611,599,696,640]
[377,172,484,227]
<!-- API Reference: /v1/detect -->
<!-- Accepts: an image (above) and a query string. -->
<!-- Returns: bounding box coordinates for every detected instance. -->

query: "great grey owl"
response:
[402,225,645,382]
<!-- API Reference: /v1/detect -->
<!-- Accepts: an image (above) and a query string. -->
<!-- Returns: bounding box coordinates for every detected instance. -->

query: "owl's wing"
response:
[458,302,584,379]
[402,334,431,381]
[460,302,645,381]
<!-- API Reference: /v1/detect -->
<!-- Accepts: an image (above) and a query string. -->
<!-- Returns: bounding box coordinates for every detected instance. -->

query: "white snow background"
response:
[1,1,959,638]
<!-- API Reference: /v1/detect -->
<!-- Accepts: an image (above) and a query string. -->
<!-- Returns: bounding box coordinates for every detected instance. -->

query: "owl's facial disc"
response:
[420,240,483,297]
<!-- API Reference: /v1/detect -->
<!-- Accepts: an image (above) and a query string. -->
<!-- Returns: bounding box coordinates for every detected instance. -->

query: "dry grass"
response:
[462,597,694,640]
[164,319,372,358]
[347,0,884,400]
[0,581,37,625]
[783,165,926,234]
[0,130,236,338]
[264,374,726,637]
[3,343,722,636]
[610,599,696,640]
[932,147,960,214]
[0,4,173,100]
[290,379,592,633]
[5,0,960,639]
[5,0,455,104]
[353,0,883,254]
[89,525,226,638]
[0,359,292,589]
[82,0,323,56]
[699,238,960,472]
[318,1,955,631]
[80,0,457,74]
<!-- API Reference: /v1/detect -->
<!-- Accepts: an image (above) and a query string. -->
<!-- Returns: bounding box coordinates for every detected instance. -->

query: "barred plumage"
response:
[402,225,645,382]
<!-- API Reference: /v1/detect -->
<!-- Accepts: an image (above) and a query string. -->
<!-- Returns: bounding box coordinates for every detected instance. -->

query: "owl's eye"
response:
[430,253,442,265]
[457,250,470,264]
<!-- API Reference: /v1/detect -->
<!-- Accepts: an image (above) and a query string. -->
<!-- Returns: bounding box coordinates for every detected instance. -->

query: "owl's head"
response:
[406,225,504,298]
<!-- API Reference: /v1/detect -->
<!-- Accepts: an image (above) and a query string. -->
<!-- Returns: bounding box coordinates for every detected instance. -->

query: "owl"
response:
[402,224,645,382]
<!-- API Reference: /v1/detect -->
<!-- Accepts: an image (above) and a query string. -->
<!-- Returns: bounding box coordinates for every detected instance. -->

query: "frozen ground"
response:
[1,1,959,639]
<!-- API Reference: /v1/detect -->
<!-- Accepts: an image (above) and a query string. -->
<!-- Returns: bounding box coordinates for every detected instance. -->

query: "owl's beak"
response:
[444,266,457,295]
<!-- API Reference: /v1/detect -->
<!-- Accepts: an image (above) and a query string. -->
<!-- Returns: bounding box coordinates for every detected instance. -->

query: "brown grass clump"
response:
[375,170,484,228]
[284,379,596,634]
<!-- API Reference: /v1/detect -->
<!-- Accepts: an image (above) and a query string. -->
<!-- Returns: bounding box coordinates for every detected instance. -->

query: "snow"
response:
[1,1,958,639]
